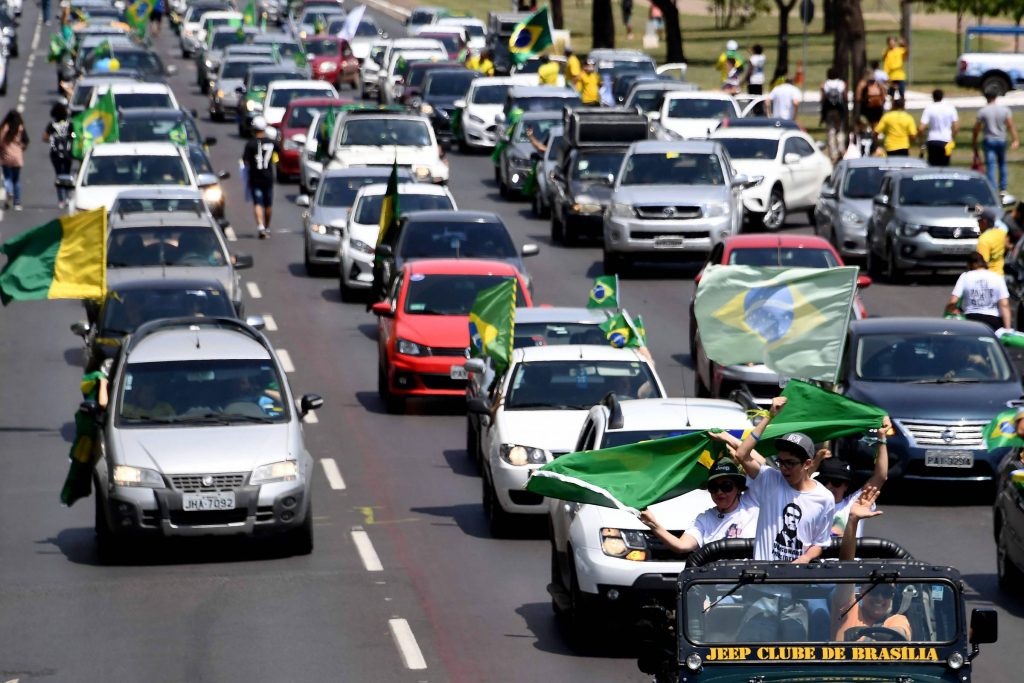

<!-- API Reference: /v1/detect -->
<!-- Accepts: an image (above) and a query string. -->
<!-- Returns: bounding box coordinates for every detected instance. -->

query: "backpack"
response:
[824,84,844,109]
[865,81,886,109]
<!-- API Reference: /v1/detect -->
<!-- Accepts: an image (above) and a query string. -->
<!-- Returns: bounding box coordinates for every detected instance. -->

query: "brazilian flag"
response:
[93,39,112,61]
[243,0,258,26]
[984,408,1024,451]
[125,0,154,38]
[168,122,189,146]
[509,7,553,66]
[71,89,119,160]
[468,278,517,375]
[315,108,337,162]
[60,367,110,506]
[491,107,523,164]
[376,160,400,245]
[587,275,619,309]
[600,310,646,349]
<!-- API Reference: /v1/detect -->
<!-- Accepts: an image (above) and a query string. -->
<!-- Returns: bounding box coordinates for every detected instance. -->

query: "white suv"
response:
[548,396,751,637]
[326,112,449,183]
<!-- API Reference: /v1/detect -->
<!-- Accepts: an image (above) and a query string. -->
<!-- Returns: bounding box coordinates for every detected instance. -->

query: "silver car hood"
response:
[113,423,292,474]
[839,197,873,218]
[309,206,350,227]
[613,184,729,204]
[107,265,236,300]
[892,204,990,227]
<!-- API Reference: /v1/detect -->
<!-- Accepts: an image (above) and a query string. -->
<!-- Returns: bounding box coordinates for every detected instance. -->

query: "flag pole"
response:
[615,272,621,309]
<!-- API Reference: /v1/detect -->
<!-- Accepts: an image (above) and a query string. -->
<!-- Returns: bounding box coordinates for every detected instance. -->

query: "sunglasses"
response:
[777,458,804,469]
[707,480,737,494]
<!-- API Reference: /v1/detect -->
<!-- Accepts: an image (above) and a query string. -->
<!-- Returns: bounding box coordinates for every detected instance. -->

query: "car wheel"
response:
[997,523,1024,591]
[866,236,883,278]
[211,109,224,122]
[275,167,289,184]
[282,501,314,556]
[981,74,1011,98]
[483,470,511,537]
[466,418,480,465]
[94,493,122,565]
[563,216,578,246]
[884,241,904,284]
[499,175,509,199]
[565,556,598,649]
[550,210,564,243]
[533,191,549,219]
[805,209,816,227]
[339,275,358,302]
[550,543,565,615]
[1017,302,1024,329]
[761,187,786,230]
[378,364,404,414]
[602,250,623,275]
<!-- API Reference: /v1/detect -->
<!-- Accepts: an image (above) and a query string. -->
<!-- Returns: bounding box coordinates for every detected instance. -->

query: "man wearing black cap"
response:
[713,396,834,563]
[639,458,758,554]
[814,416,890,538]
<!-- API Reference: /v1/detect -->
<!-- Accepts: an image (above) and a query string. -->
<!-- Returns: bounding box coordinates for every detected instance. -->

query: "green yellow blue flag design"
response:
[377,160,400,245]
[168,122,188,146]
[600,310,645,348]
[508,7,553,66]
[125,0,154,38]
[72,89,119,159]
[468,278,517,375]
[693,265,859,383]
[984,408,1024,450]
[93,39,112,61]
[0,208,108,305]
[588,275,619,309]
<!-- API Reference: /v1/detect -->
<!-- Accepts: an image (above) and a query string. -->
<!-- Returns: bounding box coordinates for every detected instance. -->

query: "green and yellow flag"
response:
[984,408,1024,450]
[491,107,523,164]
[72,89,119,159]
[315,107,337,162]
[600,310,645,348]
[61,366,110,506]
[168,122,188,146]
[509,7,553,66]
[93,39,112,61]
[125,0,154,38]
[0,208,107,305]
[587,274,619,309]
[468,278,517,375]
[693,265,859,383]
[243,0,258,26]
[377,160,400,245]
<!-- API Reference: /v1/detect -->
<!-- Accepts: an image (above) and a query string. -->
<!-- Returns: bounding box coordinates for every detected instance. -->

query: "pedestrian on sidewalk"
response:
[856,67,887,126]
[973,88,1020,196]
[242,116,278,239]
[945,251,1012,331]
[882,36,908,101]
[766,76,801,121]
[873,97,917,157]
[621,0,634,40]
[919,89,958,167]
[820,68,848,164]
[0,110,29,211]
[42,103,73,209]
[745,44,765,96]
[150,0,165,37]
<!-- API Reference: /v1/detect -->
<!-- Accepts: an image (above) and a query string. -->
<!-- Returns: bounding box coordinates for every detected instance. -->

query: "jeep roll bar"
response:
[687,537,914,568]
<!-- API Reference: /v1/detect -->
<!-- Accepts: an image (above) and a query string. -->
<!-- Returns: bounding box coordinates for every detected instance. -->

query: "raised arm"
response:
[832,487,883,623]
[730,396,786,478]
[865,416,891,491]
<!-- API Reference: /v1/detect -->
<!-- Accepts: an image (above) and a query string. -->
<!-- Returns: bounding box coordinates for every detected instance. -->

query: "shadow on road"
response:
[515,602,639,658]
[353,391,466,417]
[63,347,81,367]
[441,448,478,478]
[355,323,377,342]
[961,572,1024,618]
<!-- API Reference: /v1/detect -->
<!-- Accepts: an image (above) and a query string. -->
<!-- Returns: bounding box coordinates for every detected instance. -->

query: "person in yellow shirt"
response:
[565,48,581,85]
[975,207,1011,275]
[873,97,917,156]
[464,50,480,72]
[537,55,560,85]
[715,40,744,81]
[883,36,908,100]
[576,59,600,105]
[477,49,495,77]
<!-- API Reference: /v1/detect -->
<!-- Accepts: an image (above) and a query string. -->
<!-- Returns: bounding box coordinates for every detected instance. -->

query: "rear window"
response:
[398,220,516,260]
[667,98,735,120]
[84,155,190,187]
[403,274,525,314]
[472,85,509,105]
[107,226,226,268]
[114,93,174,110]
[102,286,234,335]
[727,248,839,268]
[269,88,335,108]
[354,193,453,224]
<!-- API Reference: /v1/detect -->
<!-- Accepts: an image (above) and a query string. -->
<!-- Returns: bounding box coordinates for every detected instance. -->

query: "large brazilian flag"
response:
[508,7,553,66]
[468,278,517,376]
[71,89,119,159]
[0,208,107,305]
[125,0,154,38]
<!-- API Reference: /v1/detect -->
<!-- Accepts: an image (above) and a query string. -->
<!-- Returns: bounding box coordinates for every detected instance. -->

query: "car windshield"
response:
[512,95,579,113]
[340,119,431,146]
[728,248,839,268]
[602,429,702,448]
[717,137,779,160]
[573,151,625,181]
[460,24,485,38]
[354,21,379,36]
[505,360,660,409]
[354,193,453,223]
[300,10,342,25]
[221,59,265,79]
[114,93,174,110]
[425,35,460,53]
[631,90,665,113]
[83,155,190,186]
[898,176,997,207]
[119,116,199,143]
[285,103,335,128]
[187,146,214,176]
[304,39,338,56]
[212,30,247,50]
[318,176,379,208]
[269,88,332,108]
[515,118,559,142]
[620,152,725,186]
[855,333,1012,382]
[250,70,304,89]
[685,579,958,645]
[107,227,226,268]
[101,51,163,75]
[424,72,477,97]
[403,274,525,315]
[72,84,97,108]
[667,98,735,119]
[513,322,605,348]
[472,84,509,105]
[111,197,206,215]
[844,166,899,199]
[101,286,234,335]
[119,359,287,424]
[398,220,516,259]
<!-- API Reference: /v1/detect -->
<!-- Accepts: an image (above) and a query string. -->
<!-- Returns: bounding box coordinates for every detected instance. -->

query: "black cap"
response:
[702,459,746,488]
[774,432,815,461]
[817,458,852,482]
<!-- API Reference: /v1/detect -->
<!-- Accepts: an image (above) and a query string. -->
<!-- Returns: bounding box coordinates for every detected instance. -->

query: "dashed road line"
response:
[277,349,295,372]
[388,618,427,669]
[320,458,345,489]
[245,281,262,299]
[224,226,238,242]
[261,314,277,331]
[351,528,383,571]
[18,17,43,114]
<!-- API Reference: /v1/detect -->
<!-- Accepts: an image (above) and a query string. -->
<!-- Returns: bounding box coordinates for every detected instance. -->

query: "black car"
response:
[994,447,1024,590]
[549,146,626,244]
[419,69,479,146]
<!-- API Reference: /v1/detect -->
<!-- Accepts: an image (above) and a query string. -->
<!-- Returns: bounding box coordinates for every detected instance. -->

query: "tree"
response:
[773,0,799,80]
[832,0,867,121]
[710,0,770,29]
[650,0,687,62]
[552,0,565,30]
[592,0,615,49]
[1002,0,1024,50]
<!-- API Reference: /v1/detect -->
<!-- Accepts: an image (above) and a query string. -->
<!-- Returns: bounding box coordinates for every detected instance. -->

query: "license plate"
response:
[924,450,974,468]
[182,492,236,511]
[450,365,467,380]
[940,243,974,255]
[654,236,685,249]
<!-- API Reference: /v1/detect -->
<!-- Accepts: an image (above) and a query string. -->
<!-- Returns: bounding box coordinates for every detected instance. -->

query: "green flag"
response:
[600,310,645,348]
[315,108,336,162]
[61,367,110,506]
[48,34,68,63]
[168,122,188,146]
[125,0,154,38]
[294,50,308,67]
[93,39,112,61]
[491,107,523,164]
[71,89,119,160]
[587,275,619,309]
[468,278,517,375]
[376,160,399,245]
[984,408,1024,450]
[508,7,553,66]
[243,0,257,26]
[693,265,859,383]
[521,161,538,197]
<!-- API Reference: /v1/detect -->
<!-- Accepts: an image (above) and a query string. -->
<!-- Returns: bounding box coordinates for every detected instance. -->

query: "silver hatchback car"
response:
[89,317,323,561]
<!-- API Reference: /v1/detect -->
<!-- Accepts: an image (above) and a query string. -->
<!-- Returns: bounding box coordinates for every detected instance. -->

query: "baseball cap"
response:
[817,458,852,482]
[976,207,998,223]
[774,432,815,461]
[702,459,746,488]
[251,116,267,132]
[726,40,738,51]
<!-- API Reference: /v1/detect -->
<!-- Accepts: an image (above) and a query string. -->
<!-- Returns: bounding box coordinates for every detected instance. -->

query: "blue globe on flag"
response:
[608,331,627,348]
[513,29,532,48]
[469,320,483,353]
[743,285,793,343]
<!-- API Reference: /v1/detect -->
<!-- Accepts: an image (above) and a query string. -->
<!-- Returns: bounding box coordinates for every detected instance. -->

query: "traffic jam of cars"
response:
[2,0,1024,680]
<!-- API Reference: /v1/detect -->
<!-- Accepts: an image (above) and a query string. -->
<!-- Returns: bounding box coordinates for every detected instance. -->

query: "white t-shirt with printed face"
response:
[952,268,1009,317]
[920,101,958,142]
[748,466,834,562]
[687,496,759,546]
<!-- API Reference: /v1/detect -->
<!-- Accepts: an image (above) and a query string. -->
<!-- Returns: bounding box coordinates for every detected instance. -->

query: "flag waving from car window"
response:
[468,278,517,376]
[376,160,400,245]
[508,7,553,66]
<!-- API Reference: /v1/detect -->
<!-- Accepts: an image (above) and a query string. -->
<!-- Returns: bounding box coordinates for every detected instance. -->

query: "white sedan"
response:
[655,91,758,140]
[262,80,339,127]
[711,127,833,230]
[453,75,534,151]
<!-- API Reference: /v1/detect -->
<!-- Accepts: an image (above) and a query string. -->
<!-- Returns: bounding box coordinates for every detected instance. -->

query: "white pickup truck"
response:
[956,26,1024,95]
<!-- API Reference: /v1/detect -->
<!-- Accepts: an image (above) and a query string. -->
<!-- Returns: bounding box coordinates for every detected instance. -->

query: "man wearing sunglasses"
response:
[639,459,758,554]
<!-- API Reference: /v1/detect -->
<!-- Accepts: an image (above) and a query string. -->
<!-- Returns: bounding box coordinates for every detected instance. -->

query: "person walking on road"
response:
[820,68,848,164]
[150,0,165,37]
[974,206,1011,275]
[882,36,908,101]
[945,251,1012,332]
[242,116,278,239]
[43,103,73,209]
[41,0,52,24]
[621,0,634,40]
[0,110,29,211]
[973,88,1020,196]
[856,67,887,126]
[745,44,765,96]
[919,89,958,167]
[766,76,801,121]
[873,97,917,156]
[576,59,600,106]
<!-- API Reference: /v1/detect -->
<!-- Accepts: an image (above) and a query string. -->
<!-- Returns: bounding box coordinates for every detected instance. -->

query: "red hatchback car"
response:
[275,97,350,179]
[303,36,361,90]
[372,259,532,413]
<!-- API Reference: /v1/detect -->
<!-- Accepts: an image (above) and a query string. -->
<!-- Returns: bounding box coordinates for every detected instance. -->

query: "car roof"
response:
[118,107,186,119]
[89,142,184,156]
[403,259,521,276]
[609,397,750,431]
[249,33,300,44]
[470,77,521,87]
[841,157,929,169]
[358,182,450,196]
[629,139,720,154]
[513,306,607,324]
[723,234,835,250]
[509,86,578,97]
[108,278,228,293]
[287,97,347,107]
[851,317,996,335]
[403,210,499,223]
[322,167,412,180]
[113,187,205,200]
[665,90,735,101]
[250,65,305,75]
[711,126,791,141]
[886,168,987,181]
[519,111,562,122]
[110,212,216,229]
[127,326,271,363]
[513,344,647,363]
[266,79,334,91]
[105,83,174,93]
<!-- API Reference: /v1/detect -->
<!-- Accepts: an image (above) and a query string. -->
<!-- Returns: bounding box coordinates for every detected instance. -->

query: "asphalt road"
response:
[0,3,1021,682]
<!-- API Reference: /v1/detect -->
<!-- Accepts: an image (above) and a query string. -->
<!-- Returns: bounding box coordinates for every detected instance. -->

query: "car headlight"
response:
[202,185,223,204]
[113,465,165,488]
[467,113,485,124]
[205,59,216,69]
[840,210,866,227]
[396,337,424,356]
[318,61,337,73]
[571,195,602,214]
[418,102,433,115]
[245,99,257,111]
[704,201,730,217]
[509,155,531,170]
[350,238,375,254]
[611,201,634,218]
[412,165,432,180]
[599,527,648,561]
[899,221,924,237]
[499,444,549,466]
[250,460,299,485]
[216,89,224,99]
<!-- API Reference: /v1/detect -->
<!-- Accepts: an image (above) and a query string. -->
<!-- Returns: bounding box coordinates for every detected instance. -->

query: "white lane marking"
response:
[301,409,319,424]
[31,16,41,51]
[245,281,262,299]
[388,618,427,669]
[320,458,345,489]
[261,314,277,331]
[224,226,238,242]
[277,349,295,373]
[351,529,383,571]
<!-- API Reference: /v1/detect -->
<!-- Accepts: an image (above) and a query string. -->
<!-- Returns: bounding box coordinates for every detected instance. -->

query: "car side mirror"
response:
[464,358,486,374]
[856,274,872,289]
[783,152,801,164]
[969,608,997,646]
[56,174,75,189]
[376,244,393,257]
[495,112,505,124]
[295,194,311,207]
[815,140,826,151]
[217,169,230,180]
[166,64,179,76]
[820,187,836,199]
[466,397,491,415]
[245,314,266,330]
[371,301,393,317]
[873,193,889,206]
[197,172,218,187]
[293,133,307,145]
[521,243,539,257]
[731,173,750,188]
[648,111,660,121]
[71,320,91,337]
[453,98,466,108]
[299,393,324,417]
[233,253,254,269]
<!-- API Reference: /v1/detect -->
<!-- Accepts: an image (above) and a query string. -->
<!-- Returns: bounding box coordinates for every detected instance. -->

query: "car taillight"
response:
[959,59,967,72]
